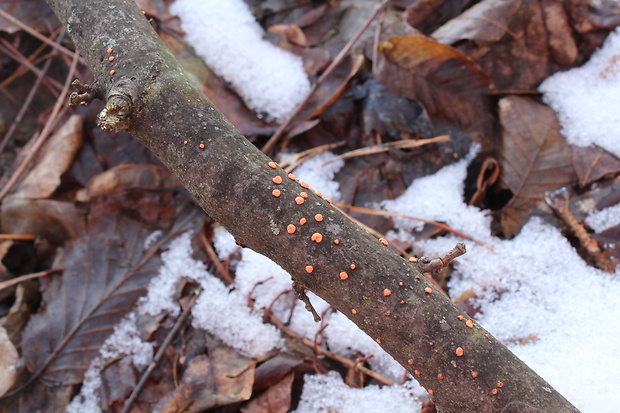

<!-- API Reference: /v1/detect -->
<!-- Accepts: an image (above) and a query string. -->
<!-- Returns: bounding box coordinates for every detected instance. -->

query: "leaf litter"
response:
[2,0,620,412]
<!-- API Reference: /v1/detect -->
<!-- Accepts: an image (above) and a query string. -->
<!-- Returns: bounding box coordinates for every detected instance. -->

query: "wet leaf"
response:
[405,0,473,35]
[268,24,307,46]
[375,35,493,129]
[241,372,294,413]
[498,96,576,238]
[18,202,200,388]
[160,347,254,413]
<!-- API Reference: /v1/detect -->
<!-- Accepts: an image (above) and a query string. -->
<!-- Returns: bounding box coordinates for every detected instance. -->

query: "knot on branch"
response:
[69,79,102,106]
[98,93,132,131]
[418,242,466,273]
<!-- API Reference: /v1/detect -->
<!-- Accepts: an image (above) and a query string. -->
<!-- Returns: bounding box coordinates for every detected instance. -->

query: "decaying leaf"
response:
[431,0,578,90]
[375,35,493,129]
[160,347,255,413]
[240,372,294,413]
[18,203,200,389]
[11,114,83,199]
[0,326,18,397]
[498,96,576,238]
[572,146,620,188]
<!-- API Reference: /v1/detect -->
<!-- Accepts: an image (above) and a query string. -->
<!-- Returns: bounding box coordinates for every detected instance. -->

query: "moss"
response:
[143,80,164,105]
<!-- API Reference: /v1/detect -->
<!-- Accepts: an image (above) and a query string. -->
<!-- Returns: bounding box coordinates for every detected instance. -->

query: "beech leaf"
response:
[499,96,576,238]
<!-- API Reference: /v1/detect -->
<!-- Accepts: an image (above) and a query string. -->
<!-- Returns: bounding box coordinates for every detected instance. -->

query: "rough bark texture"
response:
[44,1,580,412]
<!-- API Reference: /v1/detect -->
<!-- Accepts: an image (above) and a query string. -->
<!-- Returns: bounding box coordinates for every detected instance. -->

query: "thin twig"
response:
[0,234,36,241]
[279,141,346,172]
[0,9,78,61]
[0,267,63,292]
[120,290,202,413]
[0,52,54,154]
[261,0,389,154]
[0,50,79,201]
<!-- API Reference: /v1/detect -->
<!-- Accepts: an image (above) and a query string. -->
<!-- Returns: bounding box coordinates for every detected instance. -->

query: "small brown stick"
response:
[545,189,615,273]
[293,280,321,322]
[417,243,467,273]
[0,234,36,241]
[267,311,395,386]
[279,141,345,172]
[261,0,389,154]
[0,267,63,292]
[120,290,201,413]
[0,50,79,201]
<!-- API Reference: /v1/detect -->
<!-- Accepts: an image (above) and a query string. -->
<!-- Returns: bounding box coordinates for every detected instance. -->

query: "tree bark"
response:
[43,1,580,412]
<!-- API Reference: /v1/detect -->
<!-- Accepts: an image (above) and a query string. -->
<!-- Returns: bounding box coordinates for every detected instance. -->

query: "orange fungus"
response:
[272,189,281,197]
[383,289,392,297]
[305,265,314,273]
[339,272,348,280]
[287,224,296,234]
[272,176,283,184]
[455,347,464,357]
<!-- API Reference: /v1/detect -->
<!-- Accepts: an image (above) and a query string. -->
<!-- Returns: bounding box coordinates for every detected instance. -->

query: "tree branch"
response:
[42,1,580,411]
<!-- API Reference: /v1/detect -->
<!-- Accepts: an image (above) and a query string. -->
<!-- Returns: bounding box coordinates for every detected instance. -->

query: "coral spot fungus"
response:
[300,218,307,225]
[315,214,324,222]
[333,239,340,245]
[287,224,296,234]
[424,287,432,294]
[383,289,392,297]
[311,233,323,243]
[109,70,115,75]
[351,309,357,314]
[199,143,205,149]
[300,181,310,189]
[272,189,281,197]
[379,237,388,246]
[268,161,277,168]
[407,360,414,365]
[288,173,296,180]
[472,372,478,378]
[350,264,356,270]
[272,176,283,184]
[466,319,474,328]
[108,56,115,62]
[455,347,464,357]
[339,272,348,280]
[305,265,314,273]
[492,389,499,395]
[300,191,308,198]
[107,48,113,54]
[295,197,305,205]
[409,257,418,262]
[458,315,464,321]
[437,374,444,380]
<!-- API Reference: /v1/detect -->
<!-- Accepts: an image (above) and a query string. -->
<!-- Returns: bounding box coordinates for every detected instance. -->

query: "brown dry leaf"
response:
[0,326,18,397]
[160,348,254,413]
[268,24,307,46]
[405,0,474,35]
[16,203,200,392]
[85,164,181,197]
[0,0,58,33]
[12,114,82,199]
[431,0,577,90]
[572,146,620,188]
[498,96,576,238]
[240,372,294,413]
[374,35,493,129]
[1,198,85,245]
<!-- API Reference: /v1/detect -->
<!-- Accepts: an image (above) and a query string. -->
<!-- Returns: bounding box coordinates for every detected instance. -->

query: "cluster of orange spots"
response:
[300,191,309,199]
[465,319,474,328]
[497,382,504,388]
[300,181,310,189]
[339,271,348,280]
[424,287,432,294]
[408,257,418,263]
[407,360,414,365]
[288,173,296,180]
[428,390,434,396]
[315,214,323,222]
[295,196,305,205]
[199,143,205,149]
[457,315,464,321]
[311,233,323,243]
[414,370,421,375]
[471,372,478,378]
[272,176,283,184]
[383,289,392,297]
[299,217,307,225]
[272,189,281,197]
[333,239,340,245]
[349,264,356,270]
[315,191,323,197]
[491,389,499,395]
[376,338,382,344]
[379,237,389,246]
[268,161,277,169]
[287,224,296,234]
[385,311,391,316]
[305,265,314,273]
[324,198,333,204]
[437,374,444,380]
[351,309,358,314]
[455,347,464,357]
